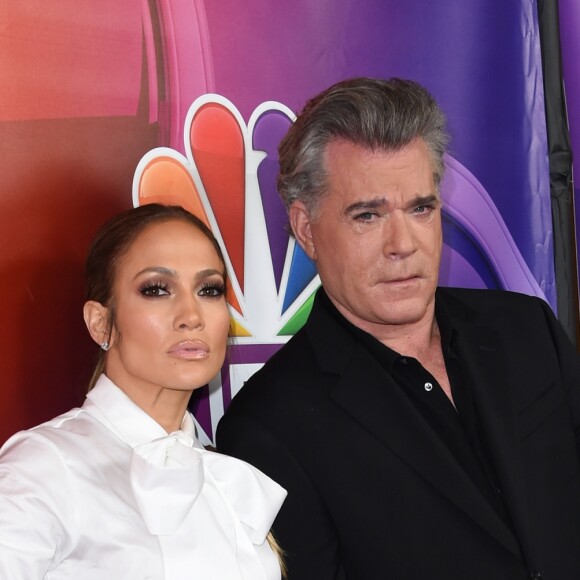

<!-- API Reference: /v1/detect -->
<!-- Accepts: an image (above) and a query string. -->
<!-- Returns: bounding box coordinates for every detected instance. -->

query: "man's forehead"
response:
[323,137,430,159]
[324,138,435,181]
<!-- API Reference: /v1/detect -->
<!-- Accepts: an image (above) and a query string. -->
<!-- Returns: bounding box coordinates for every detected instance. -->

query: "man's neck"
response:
[329,298,440,359]
[376,317,440,360]
[376,316,453,405]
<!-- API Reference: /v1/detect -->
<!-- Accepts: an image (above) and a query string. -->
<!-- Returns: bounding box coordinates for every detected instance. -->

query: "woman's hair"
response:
[85,203,226,390]
[267,532,287,578]
[277,77,449,216]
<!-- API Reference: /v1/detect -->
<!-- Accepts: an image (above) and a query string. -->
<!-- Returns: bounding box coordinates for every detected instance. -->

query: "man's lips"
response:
[167,340,210,360]
[380,275,420,284]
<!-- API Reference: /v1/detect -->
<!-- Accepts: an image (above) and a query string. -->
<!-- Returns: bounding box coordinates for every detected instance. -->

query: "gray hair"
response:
[277,77,449,214]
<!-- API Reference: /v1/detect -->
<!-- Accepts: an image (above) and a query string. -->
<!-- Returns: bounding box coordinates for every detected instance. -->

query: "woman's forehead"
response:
[119,220,223,273]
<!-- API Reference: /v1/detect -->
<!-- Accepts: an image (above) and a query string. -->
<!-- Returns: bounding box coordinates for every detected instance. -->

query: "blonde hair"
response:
[267,532,287,578]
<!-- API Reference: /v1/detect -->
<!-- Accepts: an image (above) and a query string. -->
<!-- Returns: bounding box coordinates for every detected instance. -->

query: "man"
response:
[217,78,580,579]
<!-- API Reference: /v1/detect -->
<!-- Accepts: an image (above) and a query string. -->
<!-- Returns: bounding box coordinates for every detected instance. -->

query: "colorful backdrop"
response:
[0,0,565,444]
[560,0,580,297]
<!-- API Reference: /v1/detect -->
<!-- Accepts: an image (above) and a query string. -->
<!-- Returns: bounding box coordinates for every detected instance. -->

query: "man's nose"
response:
[382,212,417,259]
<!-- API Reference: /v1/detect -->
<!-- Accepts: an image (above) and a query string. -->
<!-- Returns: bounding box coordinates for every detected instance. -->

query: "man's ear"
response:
[289,201,317,261]
[83,301,111,347]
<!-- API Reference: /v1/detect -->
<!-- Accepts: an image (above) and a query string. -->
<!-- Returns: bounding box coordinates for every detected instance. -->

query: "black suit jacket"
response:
[217,288,580,580]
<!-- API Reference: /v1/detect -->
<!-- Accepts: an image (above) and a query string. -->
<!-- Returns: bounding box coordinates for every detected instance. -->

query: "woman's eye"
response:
[139,283,170,297]
[199,283,225,298]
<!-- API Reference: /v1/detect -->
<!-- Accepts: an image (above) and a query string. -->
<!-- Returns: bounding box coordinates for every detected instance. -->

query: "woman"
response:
[0,204,286,579]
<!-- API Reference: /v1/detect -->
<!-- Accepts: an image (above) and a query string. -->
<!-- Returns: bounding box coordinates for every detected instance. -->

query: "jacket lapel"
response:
[306,290,524,559]
[451,307,533,564]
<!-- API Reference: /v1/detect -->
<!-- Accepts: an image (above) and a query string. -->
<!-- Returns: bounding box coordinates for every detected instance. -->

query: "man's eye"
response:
[354,212,377,222]
[413,205,434,215]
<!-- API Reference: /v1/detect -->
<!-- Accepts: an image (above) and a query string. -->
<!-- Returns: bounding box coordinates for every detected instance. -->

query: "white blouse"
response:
[0,375,286,579]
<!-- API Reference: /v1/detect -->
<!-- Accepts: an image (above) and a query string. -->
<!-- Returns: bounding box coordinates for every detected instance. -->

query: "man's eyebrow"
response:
[344,194,440,215]
[407,194,440,208]
[344,197,387,214]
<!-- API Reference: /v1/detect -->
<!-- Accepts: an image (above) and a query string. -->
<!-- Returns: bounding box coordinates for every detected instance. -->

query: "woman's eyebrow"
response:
[133,267,224,282]
[194,268,224,283]
[133,266,177,280]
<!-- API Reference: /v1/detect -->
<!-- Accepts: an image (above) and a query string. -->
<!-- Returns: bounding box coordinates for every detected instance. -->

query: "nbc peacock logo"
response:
[132,94,319,444]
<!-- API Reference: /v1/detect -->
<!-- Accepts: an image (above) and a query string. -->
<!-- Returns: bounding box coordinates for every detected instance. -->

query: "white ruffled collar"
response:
[82,374,287,553]
[83,374,197,448]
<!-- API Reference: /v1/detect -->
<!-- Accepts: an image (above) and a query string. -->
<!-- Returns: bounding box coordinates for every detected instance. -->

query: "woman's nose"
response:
[173,295,204,330]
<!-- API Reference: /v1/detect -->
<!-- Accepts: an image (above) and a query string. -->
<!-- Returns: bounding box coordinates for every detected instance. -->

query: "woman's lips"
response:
[167,340,209,360]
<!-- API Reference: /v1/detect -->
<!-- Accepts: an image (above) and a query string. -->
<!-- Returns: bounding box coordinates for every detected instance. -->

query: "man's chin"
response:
[373,299,433,327]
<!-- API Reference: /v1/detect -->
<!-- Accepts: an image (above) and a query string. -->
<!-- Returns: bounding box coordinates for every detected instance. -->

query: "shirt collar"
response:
[83,374,195,448]
[434,288,458,356]
[317,286,458,367]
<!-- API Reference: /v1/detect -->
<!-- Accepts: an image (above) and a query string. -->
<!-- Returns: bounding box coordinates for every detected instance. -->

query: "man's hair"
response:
[277,77,449,214]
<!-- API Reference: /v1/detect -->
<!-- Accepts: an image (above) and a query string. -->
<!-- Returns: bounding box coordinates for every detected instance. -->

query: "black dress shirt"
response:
[318,290,513,525]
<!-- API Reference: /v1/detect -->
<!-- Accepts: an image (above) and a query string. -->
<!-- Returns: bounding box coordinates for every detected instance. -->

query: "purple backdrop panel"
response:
[201,0,553,305]
[559,0,580,299]
[134,0,554,443]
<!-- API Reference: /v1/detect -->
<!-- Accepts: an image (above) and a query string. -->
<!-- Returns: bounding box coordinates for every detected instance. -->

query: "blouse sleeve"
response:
[0,431,78,577]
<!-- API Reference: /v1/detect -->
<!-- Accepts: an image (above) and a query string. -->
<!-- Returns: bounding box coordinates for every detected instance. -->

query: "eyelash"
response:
[139,281,169,297]
[354,211,378,221]
[138,280,225,299]
[199,282,225,298]
[353,204,436,220]
[413,204,436,215]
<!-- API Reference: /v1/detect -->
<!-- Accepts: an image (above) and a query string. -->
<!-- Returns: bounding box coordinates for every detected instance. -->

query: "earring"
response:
[100,341,110,352]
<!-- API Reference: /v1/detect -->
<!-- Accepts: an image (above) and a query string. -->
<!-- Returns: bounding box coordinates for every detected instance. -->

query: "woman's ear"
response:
[289,201,317,261]
[83,301,110,347]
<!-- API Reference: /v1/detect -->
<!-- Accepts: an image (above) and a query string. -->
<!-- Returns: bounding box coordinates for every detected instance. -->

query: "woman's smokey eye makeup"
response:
[136,274,226,299]
[138,280,170,297]
[198,279,226,298]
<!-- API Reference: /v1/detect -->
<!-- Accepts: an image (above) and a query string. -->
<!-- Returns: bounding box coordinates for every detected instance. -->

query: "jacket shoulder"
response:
[438,286,552,317]
[222,327,324,420]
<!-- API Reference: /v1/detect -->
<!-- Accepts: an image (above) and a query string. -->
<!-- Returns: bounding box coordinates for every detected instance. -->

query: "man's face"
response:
[291,138,442,339]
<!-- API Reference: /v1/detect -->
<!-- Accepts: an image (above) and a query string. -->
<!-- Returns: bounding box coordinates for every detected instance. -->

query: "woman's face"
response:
[103,219,230,399]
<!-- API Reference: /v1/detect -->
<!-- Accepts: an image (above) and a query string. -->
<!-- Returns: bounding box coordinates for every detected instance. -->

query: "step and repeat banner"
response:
[560,0,580,294]
[0,0,558,443]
